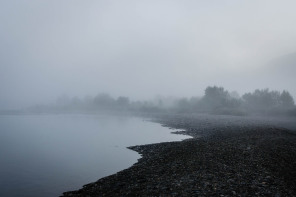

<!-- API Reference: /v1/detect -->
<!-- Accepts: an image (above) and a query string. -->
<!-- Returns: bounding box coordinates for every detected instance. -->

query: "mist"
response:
[1,0,296,109]
[2,2,296,196]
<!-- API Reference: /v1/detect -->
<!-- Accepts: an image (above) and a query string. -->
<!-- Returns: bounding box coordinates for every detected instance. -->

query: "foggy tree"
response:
[196,86,243,113]
[242,89,295,111]
[201,86,230,109]
[280,90,295,108]
[45,87,295,115]
[242,89,278,110]
[116,96,130,107]
[94,93,115,108]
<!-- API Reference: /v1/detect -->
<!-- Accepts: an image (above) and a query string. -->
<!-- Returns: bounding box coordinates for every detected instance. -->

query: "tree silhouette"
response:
[280,90,295,108]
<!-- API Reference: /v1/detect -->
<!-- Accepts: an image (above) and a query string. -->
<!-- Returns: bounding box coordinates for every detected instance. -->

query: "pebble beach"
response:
[62,113,296,196]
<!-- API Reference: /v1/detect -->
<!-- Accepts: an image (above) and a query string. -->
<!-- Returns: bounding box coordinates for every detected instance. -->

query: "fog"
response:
[1,0,296,109]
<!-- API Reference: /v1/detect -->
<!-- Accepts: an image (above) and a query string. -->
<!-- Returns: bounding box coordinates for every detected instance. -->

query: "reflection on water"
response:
[0,114,189,197]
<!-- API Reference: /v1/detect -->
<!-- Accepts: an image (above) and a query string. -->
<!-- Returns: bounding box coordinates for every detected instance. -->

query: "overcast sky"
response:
[1,0,296,109]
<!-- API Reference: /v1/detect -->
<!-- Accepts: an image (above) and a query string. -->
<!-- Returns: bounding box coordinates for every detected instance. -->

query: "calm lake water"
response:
[0,114,189,197]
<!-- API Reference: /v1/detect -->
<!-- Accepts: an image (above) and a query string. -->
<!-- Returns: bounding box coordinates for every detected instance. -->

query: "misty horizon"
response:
[1,1,296,109]
[1,2,296,195]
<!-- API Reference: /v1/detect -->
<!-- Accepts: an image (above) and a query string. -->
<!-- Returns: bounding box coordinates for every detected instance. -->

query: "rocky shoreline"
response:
[62,113,296,196]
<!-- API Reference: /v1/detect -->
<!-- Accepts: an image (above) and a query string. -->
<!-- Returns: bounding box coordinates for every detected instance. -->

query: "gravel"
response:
[62,113,296,196]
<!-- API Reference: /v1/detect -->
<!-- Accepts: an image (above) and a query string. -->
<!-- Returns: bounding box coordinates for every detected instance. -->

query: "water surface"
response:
[0,114,189,197]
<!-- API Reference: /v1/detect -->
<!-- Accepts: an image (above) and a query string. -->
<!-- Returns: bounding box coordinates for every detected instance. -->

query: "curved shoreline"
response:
[62,113,296,196]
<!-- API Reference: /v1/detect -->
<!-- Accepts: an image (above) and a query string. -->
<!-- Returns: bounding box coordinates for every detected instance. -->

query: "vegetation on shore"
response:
[28,86,296,116]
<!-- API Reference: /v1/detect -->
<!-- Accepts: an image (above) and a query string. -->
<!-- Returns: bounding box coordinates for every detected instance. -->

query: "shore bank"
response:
[62,113,296,196]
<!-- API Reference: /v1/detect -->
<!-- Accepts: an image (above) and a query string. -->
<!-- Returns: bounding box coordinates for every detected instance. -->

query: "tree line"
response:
[173,86,295,115]
[29,86,296,116]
